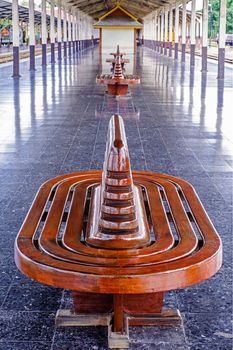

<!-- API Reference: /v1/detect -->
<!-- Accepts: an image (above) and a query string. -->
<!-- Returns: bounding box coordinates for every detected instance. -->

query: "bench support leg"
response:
[55,291,182,349]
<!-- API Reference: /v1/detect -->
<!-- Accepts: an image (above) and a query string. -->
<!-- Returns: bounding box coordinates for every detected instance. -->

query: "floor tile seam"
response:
[88,119,101,170]
[158,132,206,166]
[0,341,51,343]
[58,99,93,172]
[0,309,56,314]
[154,128,179,170]
[0,277,15,310]
[130,339,189,346]
[50,289,66,350]
[135,120,149,171]
[205,179,233,205]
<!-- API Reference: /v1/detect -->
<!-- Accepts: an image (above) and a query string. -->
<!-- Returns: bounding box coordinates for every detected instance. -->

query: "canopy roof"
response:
[66,0,172,20]
[0,0,57,25]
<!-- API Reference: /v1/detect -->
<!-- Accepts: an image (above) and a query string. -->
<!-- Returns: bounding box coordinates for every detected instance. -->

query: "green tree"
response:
[209,0,233,38]
[226,0,233,33]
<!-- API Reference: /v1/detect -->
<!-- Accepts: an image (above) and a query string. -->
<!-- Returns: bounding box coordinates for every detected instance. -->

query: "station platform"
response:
[0,46,232,350]
[0,42,232,64]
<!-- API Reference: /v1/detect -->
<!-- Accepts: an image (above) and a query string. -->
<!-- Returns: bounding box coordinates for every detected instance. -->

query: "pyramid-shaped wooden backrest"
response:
[86,114,151,249]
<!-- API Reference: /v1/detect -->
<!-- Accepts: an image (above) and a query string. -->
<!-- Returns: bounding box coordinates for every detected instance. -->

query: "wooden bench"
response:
[15,114,222,349]
[96,45,140,96]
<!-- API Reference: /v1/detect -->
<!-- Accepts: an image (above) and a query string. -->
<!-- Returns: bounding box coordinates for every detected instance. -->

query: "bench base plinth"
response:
[55,291,182,348]
[55,308,182,349]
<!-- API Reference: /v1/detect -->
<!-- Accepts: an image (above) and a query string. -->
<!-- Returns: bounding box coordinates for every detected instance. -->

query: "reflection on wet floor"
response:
[95,93,140,120]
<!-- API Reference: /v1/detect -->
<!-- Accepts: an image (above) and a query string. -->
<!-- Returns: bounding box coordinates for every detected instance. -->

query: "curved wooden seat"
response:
[15,114,222,348]
[15,170,222,294]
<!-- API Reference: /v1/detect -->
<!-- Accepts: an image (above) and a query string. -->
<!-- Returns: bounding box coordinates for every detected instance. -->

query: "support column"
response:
[57,0,62,60]
[190,0,196,66]
[50,1,55,64]
[41,0,47,66]
[63,9,67,58]
[72,13,76,54]
[160,11,164,54]
[76,14,79,52]
[157,14,161,52]
[152,16,155,49]
[174,3,179,59]
[68,9,72,56]
[29,0,35,70]
[218,0,226,79]
[153,15,156,49]
[202,0,208,71]
[169,6,173,57]
[181,0,186,63]
[79,12,81,51]
[12,0,20,77]
[164,9,168,55]
[79,14,82,51]
[154,11,158,51]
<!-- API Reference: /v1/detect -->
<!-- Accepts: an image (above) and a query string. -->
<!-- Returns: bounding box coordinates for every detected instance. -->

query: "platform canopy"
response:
[0,0,54,24]
[66,0,172,20]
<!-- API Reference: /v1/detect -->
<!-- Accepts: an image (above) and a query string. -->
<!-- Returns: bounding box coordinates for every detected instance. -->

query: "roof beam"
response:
[60,0,173,19]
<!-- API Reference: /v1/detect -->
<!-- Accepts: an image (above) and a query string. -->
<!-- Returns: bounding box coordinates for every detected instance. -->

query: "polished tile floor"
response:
[0,47,232,350]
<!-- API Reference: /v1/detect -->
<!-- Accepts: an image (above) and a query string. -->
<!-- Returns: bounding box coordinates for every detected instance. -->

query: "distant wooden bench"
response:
[15,114,222,349]
[97,45,140,96]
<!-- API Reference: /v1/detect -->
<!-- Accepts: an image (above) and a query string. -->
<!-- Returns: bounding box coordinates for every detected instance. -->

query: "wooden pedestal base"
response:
[55,292,182,349]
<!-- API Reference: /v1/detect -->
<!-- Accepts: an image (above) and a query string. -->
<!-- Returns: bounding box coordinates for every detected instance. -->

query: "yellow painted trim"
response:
[94,25,142,29]
[99,4,138,22]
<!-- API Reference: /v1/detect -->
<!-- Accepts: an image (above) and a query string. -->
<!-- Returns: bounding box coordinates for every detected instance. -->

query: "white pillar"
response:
[218,0,226,78]
[57,0,62,60]
[50,1,55,63]
[202,0,208,71]
[190,0,196,66]
[154,11,158,49]
[157,13,161,52]
[41,0,47,66]
[190,0,196,45]
[164,9,168,55]
[78,12,82,49]
[152,15,155,42]
[68,9,72,55]
[181,0,186,62]
[76,13,79,51]
[169,6,173,57]
[63,8,67,56]
[29,0,35,46]
[29,0,35,70]
[72,12,76,52]
[161,11,164,53]
[12,0,19,47]
[12,0,20,77]
[174,3,179,59]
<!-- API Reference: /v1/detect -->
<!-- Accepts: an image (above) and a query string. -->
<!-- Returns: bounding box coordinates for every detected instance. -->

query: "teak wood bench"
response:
[15,115,222,349]
[96,45,140,96]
